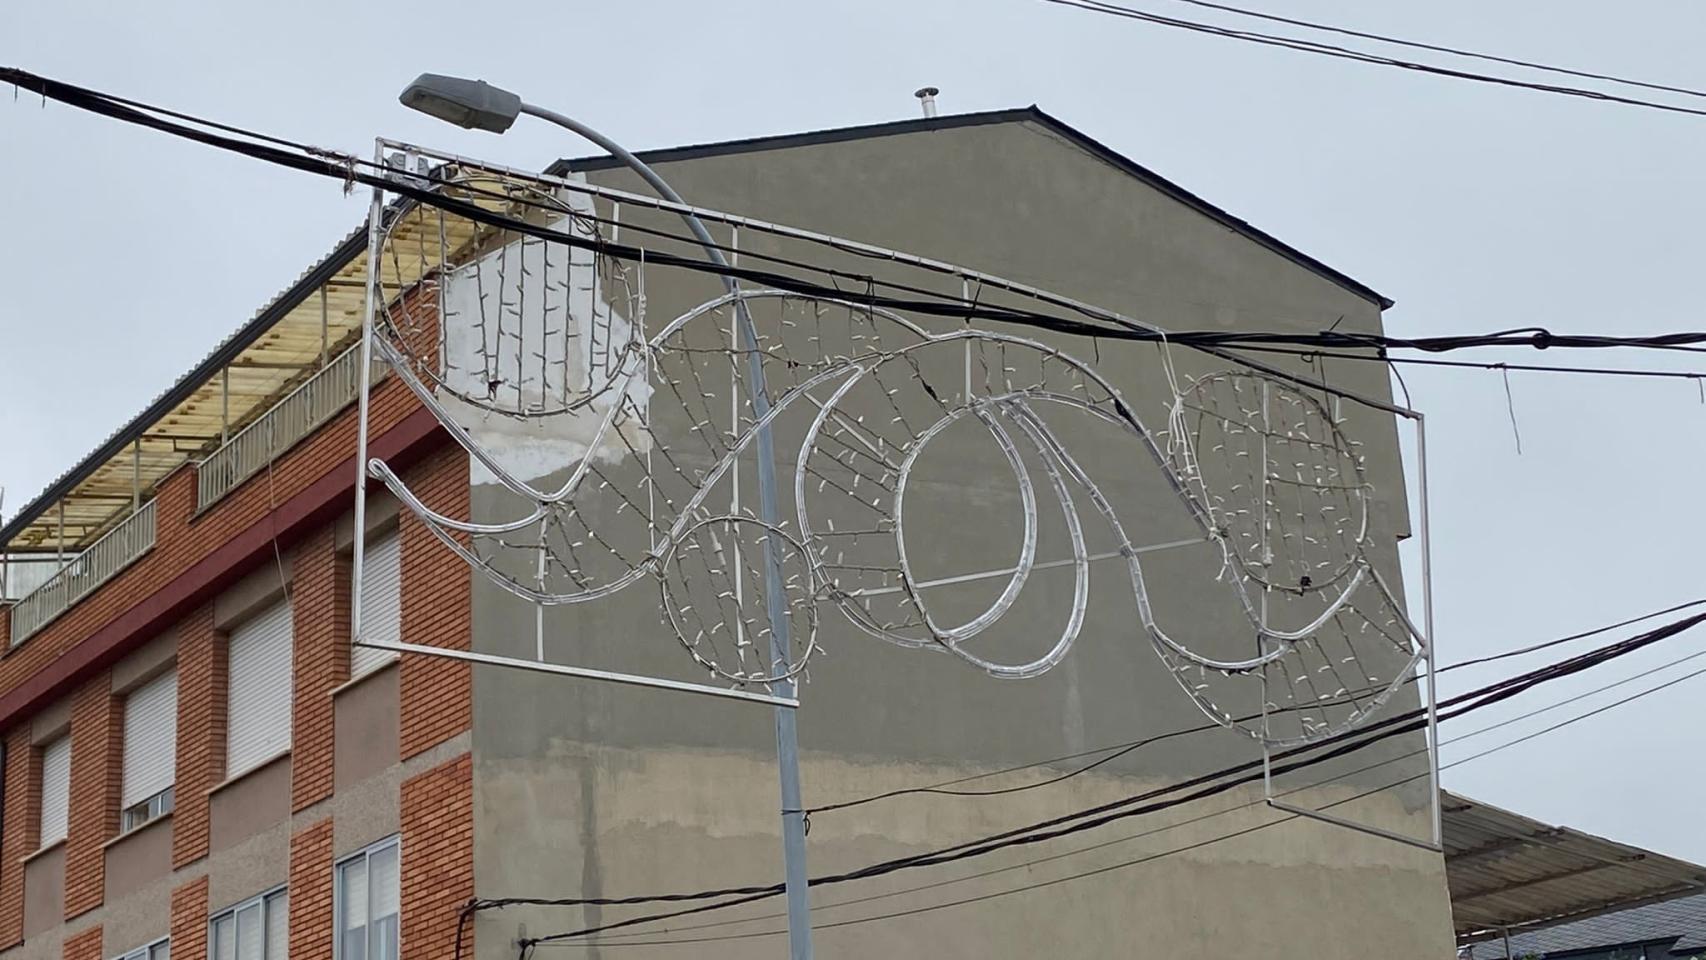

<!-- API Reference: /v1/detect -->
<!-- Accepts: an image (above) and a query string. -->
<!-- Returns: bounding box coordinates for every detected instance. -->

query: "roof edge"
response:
[549,105,1393,311]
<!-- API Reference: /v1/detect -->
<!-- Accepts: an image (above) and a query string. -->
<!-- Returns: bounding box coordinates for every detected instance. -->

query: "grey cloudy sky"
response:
[5,1,1705,860]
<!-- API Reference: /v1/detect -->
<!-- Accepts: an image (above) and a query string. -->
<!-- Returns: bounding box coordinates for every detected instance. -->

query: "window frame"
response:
[332,836,401,960]
[110,936,170,960]
[223,597,295,779]
[37,732,72,849]
[351,530,402,681]
[121,785,175,834]
[120,667,178,835]
[208,884,288,960]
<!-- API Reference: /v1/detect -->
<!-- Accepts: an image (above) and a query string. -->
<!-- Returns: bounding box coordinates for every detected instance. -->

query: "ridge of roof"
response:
[550,105,1393,311]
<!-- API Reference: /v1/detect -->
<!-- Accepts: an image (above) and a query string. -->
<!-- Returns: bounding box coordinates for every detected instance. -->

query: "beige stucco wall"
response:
[469,117,1453,959]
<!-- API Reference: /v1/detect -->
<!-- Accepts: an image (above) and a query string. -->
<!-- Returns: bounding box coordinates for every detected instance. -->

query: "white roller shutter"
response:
[352,532,401,679]
[39,734,71,845]
[226,599,294,778]
[122,669,178,808]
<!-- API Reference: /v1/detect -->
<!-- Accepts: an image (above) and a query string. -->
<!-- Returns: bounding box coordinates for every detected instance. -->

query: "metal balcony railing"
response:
[197,344,383,511]
[9,499,157,647]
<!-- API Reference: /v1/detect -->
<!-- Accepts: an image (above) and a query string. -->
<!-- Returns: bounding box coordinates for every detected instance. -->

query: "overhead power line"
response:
[556,634,1706,945]
[529,633,1706,947]
[1042,0,1706,121]
[470,609,1706,942]
[1228,344,1706,386]
[1154,0,1706,102]
[797,596,1706,817]
[7,65,1706,388]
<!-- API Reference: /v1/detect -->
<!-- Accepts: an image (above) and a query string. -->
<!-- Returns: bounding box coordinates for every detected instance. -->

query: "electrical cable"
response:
[796,595,1706,817]
[10,63,1697,949]
[1042,0,1706,121]
[8,66,1706,375]
[473,608,1706,941]
[535,650,1706,947]
[1227,344,1706,384]
[560,635,1706,944]
[1154,0,1706,102]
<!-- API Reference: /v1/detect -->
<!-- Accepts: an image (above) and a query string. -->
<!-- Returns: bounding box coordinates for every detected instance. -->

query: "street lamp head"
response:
[398,73,522,133]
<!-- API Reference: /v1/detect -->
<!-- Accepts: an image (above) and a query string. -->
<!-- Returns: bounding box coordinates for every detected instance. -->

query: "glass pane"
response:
[152,940,171,960]
[339,928,366,960]
[213,915,235,960]
[266,892,288,960]
[367,844,399,960]
[369,845,399,922]
[236,903,263,960]
[369,915,397,960]
[339,859,368,932]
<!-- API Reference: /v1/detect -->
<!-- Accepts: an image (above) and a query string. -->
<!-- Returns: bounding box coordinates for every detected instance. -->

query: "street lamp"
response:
[399,74,730,266]
[398,73,814,960]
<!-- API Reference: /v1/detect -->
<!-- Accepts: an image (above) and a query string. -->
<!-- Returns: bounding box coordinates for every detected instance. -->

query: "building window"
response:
[38,733,71,847]
[211,888,287,960]
[121,668,178,832]
[226,598,294,779]
[113,938,170,960]
[352,531,401,679]
[335,837,399,960]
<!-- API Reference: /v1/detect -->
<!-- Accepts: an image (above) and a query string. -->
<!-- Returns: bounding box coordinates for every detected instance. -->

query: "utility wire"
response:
[1154,0,1706,102]
[557,636,1706,944]
[484,609,1706,942]
[1042,0,1706,121]
[1226,344,1706,384]
[8,66,1706,375]
[796,595,1706,817]
[14,64,1697,946]
[537,650,1706,947]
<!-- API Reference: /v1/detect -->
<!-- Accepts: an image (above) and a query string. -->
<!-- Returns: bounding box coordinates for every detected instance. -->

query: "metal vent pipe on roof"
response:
[915,86,939,118]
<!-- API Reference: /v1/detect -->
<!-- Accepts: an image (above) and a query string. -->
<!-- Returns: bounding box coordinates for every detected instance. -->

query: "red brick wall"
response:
[64,674,119,920]
[288,819,334,960]
[400,753,473,960]
[173,605,222,869]
[0,727,36,946]
[291,528,348,812]
[62,925,100,960]
[169,877,208,960]
[1,288,463,953]
[398,446,472,760]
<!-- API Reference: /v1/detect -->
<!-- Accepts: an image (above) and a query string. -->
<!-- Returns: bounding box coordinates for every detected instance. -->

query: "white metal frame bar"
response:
[1260,407,1441,852]
[352,639,799,708]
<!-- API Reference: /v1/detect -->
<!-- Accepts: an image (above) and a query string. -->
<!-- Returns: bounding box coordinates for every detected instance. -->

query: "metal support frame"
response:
[351,136,1445,943]
[510,106,815,960]
[221,367,231,444]
[352,638,799,707]
[352,136,815,957]
[1260,407,1442,853]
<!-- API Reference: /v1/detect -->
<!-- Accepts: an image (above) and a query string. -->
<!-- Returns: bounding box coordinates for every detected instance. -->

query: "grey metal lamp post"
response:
[399,73,815,960]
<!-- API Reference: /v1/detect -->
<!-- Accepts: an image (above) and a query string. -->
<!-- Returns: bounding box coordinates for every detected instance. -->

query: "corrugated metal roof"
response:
[0,197,477,562]
[1445,790,1706,947]
[1466,891,1706,958]
[0,220,372,552]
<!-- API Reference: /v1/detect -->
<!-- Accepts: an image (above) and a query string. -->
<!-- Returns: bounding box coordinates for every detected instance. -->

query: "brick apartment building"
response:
[2,108,1458,959]
[0,211,472,960]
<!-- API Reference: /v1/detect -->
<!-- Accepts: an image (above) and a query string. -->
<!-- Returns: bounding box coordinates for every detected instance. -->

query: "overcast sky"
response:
[5,1,1705,862]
